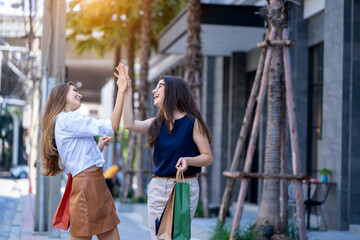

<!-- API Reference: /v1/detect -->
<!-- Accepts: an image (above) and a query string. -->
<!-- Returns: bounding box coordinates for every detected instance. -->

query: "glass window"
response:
[307,43,324,178]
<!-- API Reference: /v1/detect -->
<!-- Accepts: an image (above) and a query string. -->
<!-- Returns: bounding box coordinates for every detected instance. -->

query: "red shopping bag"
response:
[52,174,72,230]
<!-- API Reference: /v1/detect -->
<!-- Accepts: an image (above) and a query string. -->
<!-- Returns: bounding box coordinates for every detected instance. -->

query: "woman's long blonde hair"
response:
[40,82,73,176]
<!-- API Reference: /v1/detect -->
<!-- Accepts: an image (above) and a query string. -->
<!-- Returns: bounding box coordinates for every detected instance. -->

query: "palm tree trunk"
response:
[122,20,139,201]
[135,0,153,201]
[118,128,125,160]
[127,22,138,85]
[122,131,136,202]
[254,0,283,234]
[112,45,121,165]
[280,83,288,232]
[184,0,209,218]
[184,0,201,87]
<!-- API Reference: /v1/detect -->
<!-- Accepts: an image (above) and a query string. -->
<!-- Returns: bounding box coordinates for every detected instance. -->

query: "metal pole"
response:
[0,51,3,92]
[9,111,20,166]
[36,0,66,236]
[39,174,46,232]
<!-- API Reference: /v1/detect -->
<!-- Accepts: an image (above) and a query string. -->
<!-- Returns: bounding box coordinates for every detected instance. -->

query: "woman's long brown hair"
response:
[40,82,73,176]
[147,76,212,148]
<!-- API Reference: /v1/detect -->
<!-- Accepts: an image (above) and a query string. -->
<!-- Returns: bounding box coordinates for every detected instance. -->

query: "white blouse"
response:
[54,112,114,176]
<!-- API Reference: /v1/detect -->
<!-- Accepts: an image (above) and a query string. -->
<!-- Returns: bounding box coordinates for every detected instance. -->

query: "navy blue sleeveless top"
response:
[153,115,201,177]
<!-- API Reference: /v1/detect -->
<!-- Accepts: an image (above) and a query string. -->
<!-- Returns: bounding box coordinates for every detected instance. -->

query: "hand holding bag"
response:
[52,174,72,230]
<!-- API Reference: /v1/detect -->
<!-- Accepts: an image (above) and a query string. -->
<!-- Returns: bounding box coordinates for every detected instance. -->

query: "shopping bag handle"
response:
[176,169,185,183]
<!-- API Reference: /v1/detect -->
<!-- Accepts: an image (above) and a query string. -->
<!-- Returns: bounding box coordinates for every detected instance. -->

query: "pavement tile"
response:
[1,177,360,240]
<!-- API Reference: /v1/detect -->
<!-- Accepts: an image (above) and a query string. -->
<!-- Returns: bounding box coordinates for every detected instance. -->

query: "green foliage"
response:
[0,109,14,169]
[211,223,258,240]
[135,196,147,203]
[67,0,187,56]
[237,225,258,240]
[67,0,130,56]
[7,106,22,118]
[212,219,299,240]
[211,223,231,240]
[286,217,299,240]
[151,0,188,51]
[319,168,331,176]
[113,183,121,198]
[121,128,130,163]
[194,199,203,217]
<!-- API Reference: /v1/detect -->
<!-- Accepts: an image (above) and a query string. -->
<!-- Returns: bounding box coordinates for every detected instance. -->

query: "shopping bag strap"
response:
[176,169,185,183]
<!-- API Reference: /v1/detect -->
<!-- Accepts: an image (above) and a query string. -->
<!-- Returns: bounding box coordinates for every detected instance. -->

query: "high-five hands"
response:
[114,63,131,92]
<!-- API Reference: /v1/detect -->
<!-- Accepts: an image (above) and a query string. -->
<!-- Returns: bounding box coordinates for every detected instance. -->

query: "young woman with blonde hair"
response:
[41,63,130,240]
[114,65,213,239]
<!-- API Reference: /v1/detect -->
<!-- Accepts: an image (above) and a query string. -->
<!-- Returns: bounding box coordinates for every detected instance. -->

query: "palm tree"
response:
[67,0,188,201]
[135,0,153,200]
[67,0,128,165]
[135,0,188,200]
[184,0,202,99]
[253,0,284,235]
[183,0,210,218]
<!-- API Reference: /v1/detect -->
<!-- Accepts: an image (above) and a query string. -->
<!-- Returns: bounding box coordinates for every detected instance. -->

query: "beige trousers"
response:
[147,177,200,240]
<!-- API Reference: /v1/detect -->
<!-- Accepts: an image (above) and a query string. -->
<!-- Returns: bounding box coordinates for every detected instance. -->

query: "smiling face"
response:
[152,79,165,108]
[65,85,82,112]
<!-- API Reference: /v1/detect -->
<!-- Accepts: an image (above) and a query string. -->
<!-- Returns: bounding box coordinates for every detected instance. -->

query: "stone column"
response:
[322,0,360,230]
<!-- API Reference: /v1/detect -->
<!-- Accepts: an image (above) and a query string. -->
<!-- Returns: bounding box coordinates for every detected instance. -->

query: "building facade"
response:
[146,0,360,231]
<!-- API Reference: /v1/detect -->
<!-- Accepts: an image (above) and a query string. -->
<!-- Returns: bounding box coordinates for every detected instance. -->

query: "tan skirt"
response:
[69,168,120,237]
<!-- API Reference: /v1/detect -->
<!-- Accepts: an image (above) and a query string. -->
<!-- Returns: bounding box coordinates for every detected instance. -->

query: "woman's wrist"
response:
[117,87,126,93]
[185,157,191,166]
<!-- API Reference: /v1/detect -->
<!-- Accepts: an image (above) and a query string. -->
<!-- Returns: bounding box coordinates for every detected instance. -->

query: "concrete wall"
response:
[146,1,360,231]
[322,0,345,230]
[322,0,360,230]
[308,12,324,47]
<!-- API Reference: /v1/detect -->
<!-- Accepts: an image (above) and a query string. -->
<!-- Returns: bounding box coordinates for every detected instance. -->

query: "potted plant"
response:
[319,168,331,182]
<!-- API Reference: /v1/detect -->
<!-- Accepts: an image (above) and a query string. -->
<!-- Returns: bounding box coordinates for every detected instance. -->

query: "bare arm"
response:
[120,74,154,134]
[110,63,128,132]
[176,119,213,171]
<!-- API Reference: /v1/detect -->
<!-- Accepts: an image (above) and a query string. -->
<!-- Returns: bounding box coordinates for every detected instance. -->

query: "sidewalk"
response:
[14,193,360,240]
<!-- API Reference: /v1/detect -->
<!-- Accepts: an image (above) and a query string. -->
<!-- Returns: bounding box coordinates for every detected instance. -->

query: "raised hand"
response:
[114,63,131,92]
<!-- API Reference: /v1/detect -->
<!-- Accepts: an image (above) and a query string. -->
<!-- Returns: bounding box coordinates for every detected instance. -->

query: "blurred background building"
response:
[144,0,360,232]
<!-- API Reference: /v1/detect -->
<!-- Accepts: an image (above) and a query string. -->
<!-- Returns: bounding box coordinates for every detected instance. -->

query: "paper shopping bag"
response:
[52,174,72,230]
[156,185,176,240]
[173,171,191,240]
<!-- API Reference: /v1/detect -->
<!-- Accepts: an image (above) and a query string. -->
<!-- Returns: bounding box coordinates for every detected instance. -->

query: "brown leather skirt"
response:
[69,168,120,237]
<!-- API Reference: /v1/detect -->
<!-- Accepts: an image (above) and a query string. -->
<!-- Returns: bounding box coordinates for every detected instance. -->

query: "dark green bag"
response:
[173,170,191,240]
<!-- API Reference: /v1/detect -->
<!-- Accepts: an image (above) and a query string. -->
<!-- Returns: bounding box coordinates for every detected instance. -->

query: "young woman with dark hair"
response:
[115,66,213,239]
[40,63,130,240]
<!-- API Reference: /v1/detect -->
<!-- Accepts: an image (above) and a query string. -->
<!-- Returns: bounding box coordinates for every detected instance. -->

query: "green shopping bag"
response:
[173,170,191,240]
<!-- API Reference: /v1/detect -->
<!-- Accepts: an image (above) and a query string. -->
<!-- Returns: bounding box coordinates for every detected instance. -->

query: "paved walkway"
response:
[1,177,360,240]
